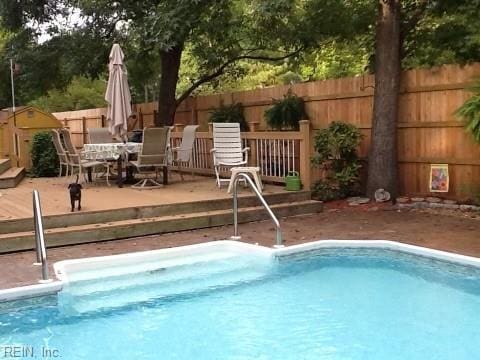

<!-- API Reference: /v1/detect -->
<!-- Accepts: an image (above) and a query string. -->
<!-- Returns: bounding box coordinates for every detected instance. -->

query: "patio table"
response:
[83,142,144,187]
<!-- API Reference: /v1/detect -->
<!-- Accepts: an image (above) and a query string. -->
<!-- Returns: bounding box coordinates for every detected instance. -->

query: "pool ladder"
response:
[230,172,284,248]
[33,190,52,283]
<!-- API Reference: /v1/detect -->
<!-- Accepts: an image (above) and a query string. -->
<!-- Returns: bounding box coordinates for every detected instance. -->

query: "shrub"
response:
[209,102,249,131]
[312,122,362,201]
[264,89,307,130]
[455,79,480,143]
[30,131,59,177]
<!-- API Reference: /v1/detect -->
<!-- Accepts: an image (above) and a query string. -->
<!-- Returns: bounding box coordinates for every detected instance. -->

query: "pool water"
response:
[1,248,480,359]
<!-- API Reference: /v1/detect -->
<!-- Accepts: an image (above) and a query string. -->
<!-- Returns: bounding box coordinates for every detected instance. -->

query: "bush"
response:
[264,89,307,130]
[30,131,59,177]
[312,122,362,201]
[455,79,480,143]
[209,102,249,131]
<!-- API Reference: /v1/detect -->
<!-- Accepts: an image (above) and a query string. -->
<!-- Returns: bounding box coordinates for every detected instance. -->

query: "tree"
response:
[366,0,480,200]
[2,0,365,124]
[29,76,106,112]
[366,0,402,199]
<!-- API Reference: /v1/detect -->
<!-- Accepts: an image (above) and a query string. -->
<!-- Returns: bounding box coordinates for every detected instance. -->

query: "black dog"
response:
[68,175,82,212]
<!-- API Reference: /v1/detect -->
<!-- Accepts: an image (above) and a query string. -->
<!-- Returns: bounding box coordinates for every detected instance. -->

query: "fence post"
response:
[299,120,311,190]
[82,117,87,146]
[139,109,144,129]
[101,114,105,128]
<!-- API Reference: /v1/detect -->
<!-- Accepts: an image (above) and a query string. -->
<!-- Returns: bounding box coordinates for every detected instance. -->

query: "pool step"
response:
[0,199,323,253]
[60,254,273,314]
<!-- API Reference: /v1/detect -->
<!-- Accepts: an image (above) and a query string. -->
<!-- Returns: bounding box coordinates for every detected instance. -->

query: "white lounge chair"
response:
[210,123,249,187]
[170,125,199,180]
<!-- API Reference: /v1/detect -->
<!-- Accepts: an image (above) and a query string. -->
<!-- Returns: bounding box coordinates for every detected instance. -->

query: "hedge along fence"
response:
[53,62,480,199]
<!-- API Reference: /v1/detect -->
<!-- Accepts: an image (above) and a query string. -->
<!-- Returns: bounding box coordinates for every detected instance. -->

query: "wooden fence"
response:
[53,63,480,199]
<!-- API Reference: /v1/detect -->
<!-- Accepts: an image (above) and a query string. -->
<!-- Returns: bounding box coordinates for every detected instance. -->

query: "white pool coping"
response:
[1,239,480,302]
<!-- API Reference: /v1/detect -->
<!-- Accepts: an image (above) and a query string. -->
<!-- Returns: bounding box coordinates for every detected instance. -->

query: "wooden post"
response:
[174,123,185,133]
[82,116,87,146]
[208,122,214,168]
[248,122,259,166]
[101,114,106,128]
[139,109,144,129]
[153,110,158,127]
[299,120,311,190]
[249,121,259,132]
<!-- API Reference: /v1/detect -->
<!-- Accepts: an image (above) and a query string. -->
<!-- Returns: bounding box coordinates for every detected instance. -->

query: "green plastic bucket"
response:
[285,171,302,191]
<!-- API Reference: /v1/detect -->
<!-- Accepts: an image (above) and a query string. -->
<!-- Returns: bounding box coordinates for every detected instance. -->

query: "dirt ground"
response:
[1,202,479,290]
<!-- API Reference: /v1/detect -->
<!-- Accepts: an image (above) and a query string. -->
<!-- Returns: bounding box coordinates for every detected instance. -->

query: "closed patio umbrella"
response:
[105,44,132,139]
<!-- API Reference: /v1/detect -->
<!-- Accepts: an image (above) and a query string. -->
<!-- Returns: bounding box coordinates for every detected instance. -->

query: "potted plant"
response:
[209,101,249,131]
[455,79,480,143]
[264,89,307,130]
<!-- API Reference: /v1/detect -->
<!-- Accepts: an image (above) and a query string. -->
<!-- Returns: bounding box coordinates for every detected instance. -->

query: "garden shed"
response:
[0,106,62,173]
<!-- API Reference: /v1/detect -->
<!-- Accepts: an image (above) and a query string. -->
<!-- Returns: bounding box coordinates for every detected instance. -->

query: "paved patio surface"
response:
[0,176,284,220]
[1,205,479,290]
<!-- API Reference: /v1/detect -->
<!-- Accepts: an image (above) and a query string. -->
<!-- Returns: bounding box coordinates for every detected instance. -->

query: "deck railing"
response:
[169,120,311,188]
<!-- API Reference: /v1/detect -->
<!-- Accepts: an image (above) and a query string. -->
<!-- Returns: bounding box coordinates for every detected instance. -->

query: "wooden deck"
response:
[0,176,286,220]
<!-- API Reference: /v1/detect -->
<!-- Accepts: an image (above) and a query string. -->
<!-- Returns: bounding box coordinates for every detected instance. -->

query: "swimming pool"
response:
[1,240,480,359]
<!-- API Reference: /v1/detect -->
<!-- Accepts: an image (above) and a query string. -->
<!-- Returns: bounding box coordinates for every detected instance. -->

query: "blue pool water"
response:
[1,248,480,359]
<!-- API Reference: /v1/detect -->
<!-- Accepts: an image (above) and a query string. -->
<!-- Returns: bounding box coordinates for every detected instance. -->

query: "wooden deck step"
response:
[0,159,11,175]
[0,167,25,189]
[0,200,323,253]
[0,190,313,234]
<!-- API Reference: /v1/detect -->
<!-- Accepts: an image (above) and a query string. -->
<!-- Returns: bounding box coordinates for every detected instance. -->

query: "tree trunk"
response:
[156,45,183,126]
[367,0,402,200]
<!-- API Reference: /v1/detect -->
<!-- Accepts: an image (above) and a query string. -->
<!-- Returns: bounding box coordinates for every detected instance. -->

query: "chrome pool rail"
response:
[230,172,283,248]
[33,190,52,283]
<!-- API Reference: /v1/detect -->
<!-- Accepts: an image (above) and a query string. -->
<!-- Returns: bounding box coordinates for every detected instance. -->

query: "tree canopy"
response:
[0,0,479,114]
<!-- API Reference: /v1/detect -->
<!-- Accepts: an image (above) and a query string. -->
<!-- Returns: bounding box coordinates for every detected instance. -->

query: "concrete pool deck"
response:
[1,205,479,290]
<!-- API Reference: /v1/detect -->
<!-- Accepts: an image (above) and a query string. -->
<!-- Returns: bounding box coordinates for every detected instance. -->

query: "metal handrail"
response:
[231,172,283,247]
[33,190,52,283]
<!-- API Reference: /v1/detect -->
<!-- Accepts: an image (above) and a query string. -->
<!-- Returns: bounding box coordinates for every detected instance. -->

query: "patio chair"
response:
[170,125,199,180]
[210,123,249,187]
[59,128,110,184]
[87,128,119,144]
[51,129,70,177]
[129,127,171,189]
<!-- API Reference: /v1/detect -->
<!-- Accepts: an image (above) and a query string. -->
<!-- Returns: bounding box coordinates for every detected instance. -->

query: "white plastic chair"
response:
[210,123,249,187]
[170,125,199,180]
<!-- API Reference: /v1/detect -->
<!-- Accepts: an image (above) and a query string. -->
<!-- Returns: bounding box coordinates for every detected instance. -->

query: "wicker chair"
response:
[59,128,109,184]
[51,129,70,177]
[87,128,120,144]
